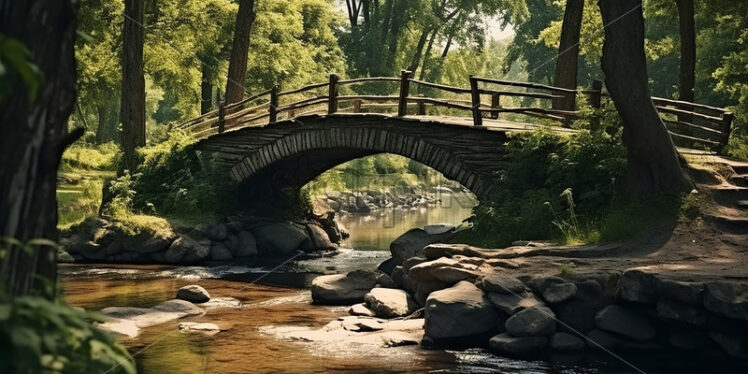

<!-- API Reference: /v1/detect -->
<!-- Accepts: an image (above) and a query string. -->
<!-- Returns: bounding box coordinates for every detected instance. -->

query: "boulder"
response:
[487,292,542,315]
[57,249,75,263]
[223,234,239,253]
[408,256,485,284]
[365,288,417,318]
[178,322,221,336]
[423,224,455,235]
[415,280,448,306]
[210,243,233,261]
[376,273,397,289]
[164,235,210,264]
[307,223,334,250]
[656,278,703,305]
[377,258,396,276]
[389,227,458,265]
[176,285,211,304]
[424,281,498,340]
[618,269,658,303]
[703,281,748,321]
[489,333,548,356]
[505,305,556,337]
[235,231,258,257]
[349,303,375,317]
[710,331,748,359]
[480,275,526,294]
[195,223,228,241]
[595,305,655,341]
[541,282,577,304]
[656,299,708,326]
[585,328,620,349]
[555,299,597,333]
[550,332,585,350]
[252,222,308,255]
[311,270,379,304]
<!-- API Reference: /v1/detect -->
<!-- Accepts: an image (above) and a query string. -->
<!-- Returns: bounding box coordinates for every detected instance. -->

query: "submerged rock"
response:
[178,322,221,336]
[311,270,379,304]
[424,281,498,340]
[489,333,548,356]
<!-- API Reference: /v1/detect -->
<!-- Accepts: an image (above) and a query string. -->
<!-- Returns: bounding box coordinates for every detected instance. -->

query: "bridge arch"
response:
[197,114,512,207]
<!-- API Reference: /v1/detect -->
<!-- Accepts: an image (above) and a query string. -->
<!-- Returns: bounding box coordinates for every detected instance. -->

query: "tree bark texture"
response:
[224,0,256,105]
[120,0,146,171]
[0,0,78,296]
[553,0,584,110]
[598,0,693,195]
[675,0,695,102]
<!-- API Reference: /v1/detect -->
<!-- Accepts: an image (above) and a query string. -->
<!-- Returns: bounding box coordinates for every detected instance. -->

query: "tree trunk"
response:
[418,28,439,80]
[200,65,214,114]
[224,0,256,105]
[598,0,692,195]
[96,102,119,144]
[407,28,431,73]
[675,0,695,102]
[553,0,584,110]
[120,0,146,172]
[0,0,78,297]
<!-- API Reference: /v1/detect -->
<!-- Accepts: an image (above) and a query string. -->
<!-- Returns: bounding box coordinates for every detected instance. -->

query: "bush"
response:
[0,291,135,374]
[60,142,120,171]
[457,128,627,247]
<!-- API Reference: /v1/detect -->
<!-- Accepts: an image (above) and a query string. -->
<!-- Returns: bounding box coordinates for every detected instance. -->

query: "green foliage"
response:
[0,34,43,103]
[128,131,235,220]
[0,291,135,374]
[60,142,120,171]
[458,127,626,247]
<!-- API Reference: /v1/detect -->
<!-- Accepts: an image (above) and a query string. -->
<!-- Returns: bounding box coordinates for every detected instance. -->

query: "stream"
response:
[59,194,635,373]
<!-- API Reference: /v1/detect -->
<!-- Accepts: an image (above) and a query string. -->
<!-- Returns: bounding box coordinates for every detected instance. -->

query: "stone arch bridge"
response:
[178,72,734,204]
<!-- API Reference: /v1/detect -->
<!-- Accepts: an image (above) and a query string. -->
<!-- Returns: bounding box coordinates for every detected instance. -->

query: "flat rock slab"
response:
[311,270,379,304]
[99,299,204,337]
[489,333,548,356]
[488,292,542,315]
[481,275,526,294]
[179,322,221,336]
[349,303,375,317]
[261,317,424,348]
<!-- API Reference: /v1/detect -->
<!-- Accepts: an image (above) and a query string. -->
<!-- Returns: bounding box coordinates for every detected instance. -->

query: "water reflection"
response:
[339,192,476,251]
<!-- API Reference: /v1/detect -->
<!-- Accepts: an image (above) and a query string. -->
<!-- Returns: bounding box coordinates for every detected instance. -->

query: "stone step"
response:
[728,174,748,188]
[732,164,748,174]
[737,200,748,210]
[704,214,748,235]
[710,187,748,207]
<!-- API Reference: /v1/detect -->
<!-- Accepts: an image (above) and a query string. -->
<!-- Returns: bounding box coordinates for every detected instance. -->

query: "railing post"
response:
[590,80,603,131]
[398,70,412,117]
[328,73,339,115]
[469,75,482,126]
[719,112,735,152]
[417,94,426,116]
[269,84,279,124]
[353,99,361,113]
[490,93,500,119]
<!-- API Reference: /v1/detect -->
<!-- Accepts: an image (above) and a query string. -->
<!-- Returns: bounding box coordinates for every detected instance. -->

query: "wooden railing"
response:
[175,71,734,151]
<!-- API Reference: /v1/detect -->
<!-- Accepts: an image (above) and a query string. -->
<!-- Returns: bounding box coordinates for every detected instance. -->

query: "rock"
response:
[376,273,397,289]
[210,243,233,261]
[389,227,458,265]
[505,305,556,337]
[311,270,379,304]
[152,299,204,314]
[349,303,375,317]
[365,288,417,318]
[710,331,748,359]
[408,256,485,284]
[164,235,210,264]
[96,318,140,338]
[618,269,658,303]
[489,333,548,356]
[555,299,597,333]
[176,285,211,303]
[585,329,620,349]
[541,282,577,304]
[423,224,455,235]
[480,275,526,294]
[656,278,703,305]
[415,280,448,306]
[656,299,708,326]
[550,332,585,350]
[669,330,711,350]
[178,322,221,336]
[235,231,258,257]
[307,223,334,250]
[488,292,542,315]
[402,256,428,272]
[703,281,748,321]
[57,249,75,263]
[595,305,655,341]
[223,234,239,253]
[101,299,204,330]
[391,266,404,288]
[195,223,228,241]
[252,222,308,255]
[201,297,242,309]
[574,279,603,300]
[377,258,396,275]
[424,281,498,340]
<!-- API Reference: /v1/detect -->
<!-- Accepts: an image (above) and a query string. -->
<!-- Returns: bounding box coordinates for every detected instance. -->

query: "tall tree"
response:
[121,0,146,171]
[552,0,584,110]
[675,0,695,102]
[598,0,692,194]
[224,0,256,105]
[0,0,78,296]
